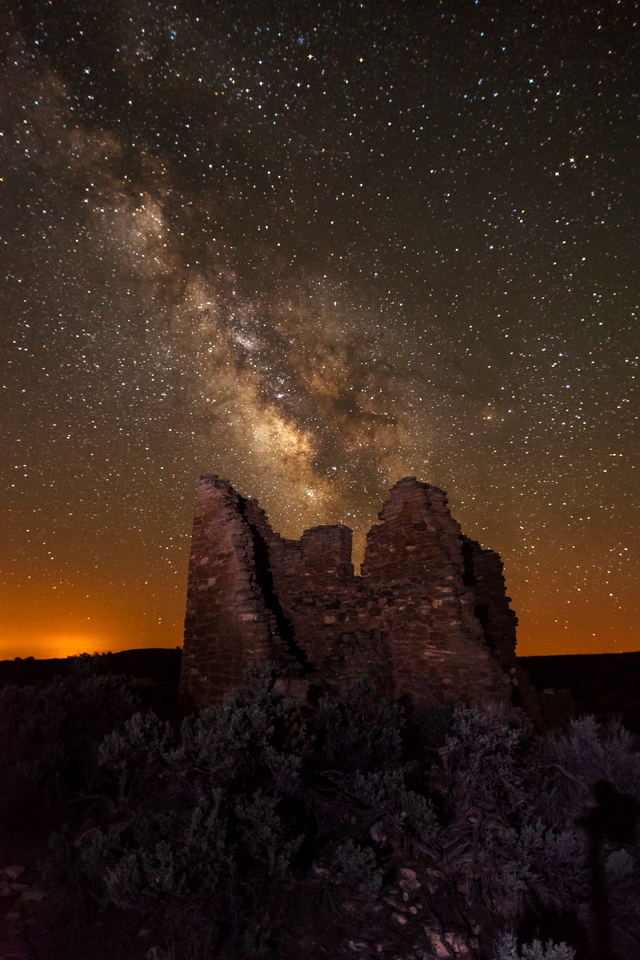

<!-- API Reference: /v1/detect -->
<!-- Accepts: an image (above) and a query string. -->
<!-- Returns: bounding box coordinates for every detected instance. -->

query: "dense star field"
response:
[1,1,637,659]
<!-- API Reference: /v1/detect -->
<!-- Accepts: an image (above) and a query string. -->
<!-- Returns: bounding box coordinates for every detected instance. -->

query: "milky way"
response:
[1,1,638,658]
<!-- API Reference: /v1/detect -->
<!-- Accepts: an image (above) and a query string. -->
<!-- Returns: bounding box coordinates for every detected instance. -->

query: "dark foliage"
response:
[2,660,640,959]
[0,654,139,858]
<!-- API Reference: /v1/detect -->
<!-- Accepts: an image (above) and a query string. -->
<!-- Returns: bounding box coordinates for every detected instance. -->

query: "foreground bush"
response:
[495,934,575,960]
[3,662,640,958]
[0,655,139,858]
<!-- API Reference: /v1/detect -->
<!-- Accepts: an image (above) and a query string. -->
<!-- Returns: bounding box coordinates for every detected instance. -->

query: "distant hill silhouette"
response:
[521,652,640,733]
[0,648,182,718]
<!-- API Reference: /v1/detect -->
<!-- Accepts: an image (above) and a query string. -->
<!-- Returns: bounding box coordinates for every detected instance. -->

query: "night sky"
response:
[1,1,638,660]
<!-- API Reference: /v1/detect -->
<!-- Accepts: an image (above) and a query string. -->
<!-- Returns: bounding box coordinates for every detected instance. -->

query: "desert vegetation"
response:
[1,655,639,959]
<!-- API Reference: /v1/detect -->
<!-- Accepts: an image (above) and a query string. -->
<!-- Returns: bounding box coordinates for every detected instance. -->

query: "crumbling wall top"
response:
[361,477,464,582]
[180,475,533,722]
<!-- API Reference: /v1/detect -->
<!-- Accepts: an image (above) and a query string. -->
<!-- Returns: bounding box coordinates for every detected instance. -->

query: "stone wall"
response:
[181,477,287,706]
[179,475,535,719]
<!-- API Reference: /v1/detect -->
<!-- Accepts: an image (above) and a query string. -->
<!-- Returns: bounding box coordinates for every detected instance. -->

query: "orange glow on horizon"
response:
[2,579,639,662]
[0,583,184,661]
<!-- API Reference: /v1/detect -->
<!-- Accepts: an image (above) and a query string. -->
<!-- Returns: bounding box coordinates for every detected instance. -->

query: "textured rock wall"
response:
[360,479,489,711]
[180,475,524,716]
[180,477,287,706]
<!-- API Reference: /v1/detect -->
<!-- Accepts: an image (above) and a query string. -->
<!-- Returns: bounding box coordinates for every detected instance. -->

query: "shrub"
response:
[495,933,576,960]
[46,667,305,957]
[0,655,139,856]
[13,666,640,959]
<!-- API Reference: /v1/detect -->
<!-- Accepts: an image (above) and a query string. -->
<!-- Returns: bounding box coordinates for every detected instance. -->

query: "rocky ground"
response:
[0,865,44,960]
[0,867,479,960]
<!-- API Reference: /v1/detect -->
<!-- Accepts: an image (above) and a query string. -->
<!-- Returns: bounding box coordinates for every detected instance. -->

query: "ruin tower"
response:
[179,475,531,717]
[179,476,291,707]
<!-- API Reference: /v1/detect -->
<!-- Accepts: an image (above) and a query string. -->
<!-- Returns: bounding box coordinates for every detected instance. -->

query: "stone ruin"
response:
[179,475,549,726]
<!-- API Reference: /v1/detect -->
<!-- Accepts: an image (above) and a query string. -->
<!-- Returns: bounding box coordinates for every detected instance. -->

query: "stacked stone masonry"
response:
[180,475,544,723]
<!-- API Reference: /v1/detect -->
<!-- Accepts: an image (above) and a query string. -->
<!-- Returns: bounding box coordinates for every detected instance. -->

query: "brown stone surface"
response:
[180,476,290,707]
[179,475,532,718]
